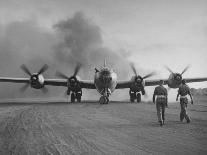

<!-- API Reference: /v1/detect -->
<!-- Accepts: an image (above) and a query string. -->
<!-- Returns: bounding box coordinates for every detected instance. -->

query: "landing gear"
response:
[129,90,142,103]
[130,92,136,102]
[99,96,109,104]
[71,93,75,103]
[137,93,141,103]
[70,91,82,103]
[76,92,82,102]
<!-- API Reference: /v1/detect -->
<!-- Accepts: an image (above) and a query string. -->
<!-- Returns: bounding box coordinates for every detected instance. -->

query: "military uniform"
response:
[153,85,168,126]
[177,84,192,123]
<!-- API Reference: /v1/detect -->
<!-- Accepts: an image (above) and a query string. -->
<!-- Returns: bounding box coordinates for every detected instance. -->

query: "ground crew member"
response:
[176,79,193,123]
[153,80,168,126]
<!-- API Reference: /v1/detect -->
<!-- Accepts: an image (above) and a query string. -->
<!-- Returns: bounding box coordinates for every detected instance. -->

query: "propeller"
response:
[56,71,69,79]
[165,65,191,77]
[56,63,82,79]
[21,64,32,76]
[181,65,191,75]
[164,65,174,74]
[20,83,30,92]
[73,63,81,77]
[130,63,138,76]
[21,64,49,76]
[42,87,49,94]
[142,72,156,79]
[165,65,191,75]
[20,64,49,92]
[56,63,82,95]
[130,63,155,81]
[38,64,49,75]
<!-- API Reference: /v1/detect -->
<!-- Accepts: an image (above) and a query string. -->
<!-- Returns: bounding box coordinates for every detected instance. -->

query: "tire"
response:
[130,96,134,102]
[130,93,136,103]
[137,93,141,103]
[77,93,81,102]
[71,93,75,103]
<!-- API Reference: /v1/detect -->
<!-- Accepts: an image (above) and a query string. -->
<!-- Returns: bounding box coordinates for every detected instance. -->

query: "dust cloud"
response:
[0,12,135,101]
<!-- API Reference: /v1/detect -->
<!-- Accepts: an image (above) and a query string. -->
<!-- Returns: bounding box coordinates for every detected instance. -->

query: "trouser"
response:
[156,102,166,122]
[180,98,190,122]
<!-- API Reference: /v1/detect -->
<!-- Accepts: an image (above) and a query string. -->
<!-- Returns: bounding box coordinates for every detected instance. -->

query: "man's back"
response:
[154,85,167,96]
[178,84,190,96]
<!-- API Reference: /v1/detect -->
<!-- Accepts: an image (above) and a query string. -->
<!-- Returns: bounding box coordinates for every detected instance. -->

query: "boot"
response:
[159,121,163,126]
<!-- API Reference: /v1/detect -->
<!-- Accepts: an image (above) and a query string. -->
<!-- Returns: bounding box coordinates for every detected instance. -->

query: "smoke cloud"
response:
[0,12,135,101]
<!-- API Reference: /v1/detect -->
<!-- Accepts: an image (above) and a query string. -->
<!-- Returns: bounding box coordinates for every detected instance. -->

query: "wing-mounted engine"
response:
[165,65,190,88]
[129,63,155,102]
[20,64,49,93]
[56,63,82,103]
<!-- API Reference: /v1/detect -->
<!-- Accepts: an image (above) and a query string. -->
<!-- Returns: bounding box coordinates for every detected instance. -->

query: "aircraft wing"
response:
[44,79,96,89]
[145,79,168,86]
[184,77,207,83]
[0,77,30,83]
[116,80,134,89]
[116,79,169,89]
[44,79,67,86]
[80,80,96,89]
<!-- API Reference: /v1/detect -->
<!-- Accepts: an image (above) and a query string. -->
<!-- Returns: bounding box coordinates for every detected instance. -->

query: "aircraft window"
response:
[102,70,110,75]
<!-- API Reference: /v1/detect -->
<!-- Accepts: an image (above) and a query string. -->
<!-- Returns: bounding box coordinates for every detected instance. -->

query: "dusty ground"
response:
[0,96,206,155]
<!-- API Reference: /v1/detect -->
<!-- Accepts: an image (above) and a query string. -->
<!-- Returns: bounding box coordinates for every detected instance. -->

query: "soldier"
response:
[176,79,193,123]
[153,80,168,126]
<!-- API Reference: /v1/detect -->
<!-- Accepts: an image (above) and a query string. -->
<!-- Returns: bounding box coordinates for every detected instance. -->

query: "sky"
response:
[0,0,206,100]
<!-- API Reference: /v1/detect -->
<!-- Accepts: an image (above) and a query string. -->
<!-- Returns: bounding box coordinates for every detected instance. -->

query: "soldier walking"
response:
[153,80,168,126]
[176,79,193,123]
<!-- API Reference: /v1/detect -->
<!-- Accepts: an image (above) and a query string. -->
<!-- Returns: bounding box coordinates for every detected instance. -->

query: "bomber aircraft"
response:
[0,61,207,104]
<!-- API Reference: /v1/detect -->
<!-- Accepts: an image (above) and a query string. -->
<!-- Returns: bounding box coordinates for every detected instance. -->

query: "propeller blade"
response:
[73,63,82,77]
[164,66,174,74]
[38,64,49,75]
[42,87,48,94]
[20,83,29,92]
[56,71,69,79]
[181,65,191,75]
[143,72,156,79]
[130,63,138,76]
[20,64,32,76]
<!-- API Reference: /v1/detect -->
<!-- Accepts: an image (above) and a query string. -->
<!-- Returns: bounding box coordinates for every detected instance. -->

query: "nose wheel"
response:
[99,96,109,104]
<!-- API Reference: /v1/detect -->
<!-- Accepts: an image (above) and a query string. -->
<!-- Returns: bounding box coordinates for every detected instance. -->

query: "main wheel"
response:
[137,93,141,103]
[130,92,136,103]
[71,93,75,103]
[130,96,134,102]
[77,93,81,102]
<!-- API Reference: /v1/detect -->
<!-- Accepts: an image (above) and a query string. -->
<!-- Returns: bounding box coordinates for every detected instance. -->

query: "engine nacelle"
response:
[67,76,82,93]
[30,74,45,89]
[130,75,145,93]
[167,73,182,88]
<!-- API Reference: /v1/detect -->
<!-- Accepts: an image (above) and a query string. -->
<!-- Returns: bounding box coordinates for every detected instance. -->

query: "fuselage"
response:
[94,67,117,96]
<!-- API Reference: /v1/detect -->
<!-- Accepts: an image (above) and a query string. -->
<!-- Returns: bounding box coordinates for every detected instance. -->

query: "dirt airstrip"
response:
[0,96,206,155]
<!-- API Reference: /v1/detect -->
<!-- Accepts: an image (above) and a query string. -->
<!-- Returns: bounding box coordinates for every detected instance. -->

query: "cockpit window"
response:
[101,68,110,76]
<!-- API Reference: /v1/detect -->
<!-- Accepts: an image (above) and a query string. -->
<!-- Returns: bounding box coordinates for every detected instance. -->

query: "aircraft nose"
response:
[102,76,112,84]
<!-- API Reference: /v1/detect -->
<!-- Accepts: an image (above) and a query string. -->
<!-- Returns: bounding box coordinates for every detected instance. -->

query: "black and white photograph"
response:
[0,0,206,154]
